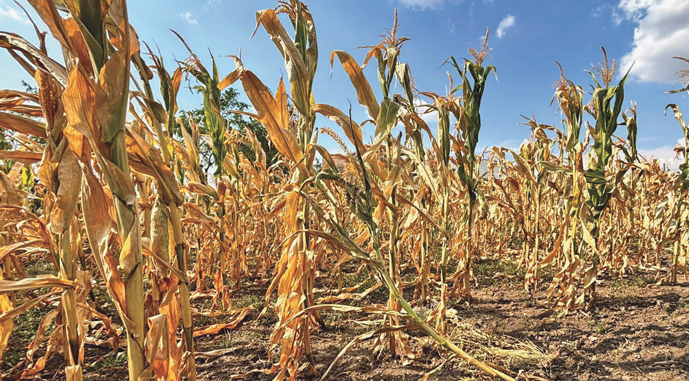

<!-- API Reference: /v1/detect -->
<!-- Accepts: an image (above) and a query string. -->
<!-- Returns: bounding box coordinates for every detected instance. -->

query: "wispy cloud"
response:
[181,11,198,25]
[496,14,515,39]
[396,0,444,10]
[0,1,30,25]
[204,0,222,9]
[616,0,689,83]
[592,4,609,18]
[591,3,625,23]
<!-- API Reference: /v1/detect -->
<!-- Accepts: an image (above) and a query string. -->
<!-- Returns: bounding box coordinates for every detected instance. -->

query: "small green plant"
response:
[222,333,234,349]
[596,323,605,334]
[96,351,127,369]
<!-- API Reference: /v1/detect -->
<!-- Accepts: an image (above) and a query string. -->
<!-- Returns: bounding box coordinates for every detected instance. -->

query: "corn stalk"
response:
[582,49,630,306]
[447,33,495,299]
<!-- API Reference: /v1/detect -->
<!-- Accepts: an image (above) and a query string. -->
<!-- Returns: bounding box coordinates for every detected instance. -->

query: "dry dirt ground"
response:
[3,258,689,380]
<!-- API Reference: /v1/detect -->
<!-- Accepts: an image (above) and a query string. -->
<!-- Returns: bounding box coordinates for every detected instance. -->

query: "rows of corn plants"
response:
[0,1,687,380]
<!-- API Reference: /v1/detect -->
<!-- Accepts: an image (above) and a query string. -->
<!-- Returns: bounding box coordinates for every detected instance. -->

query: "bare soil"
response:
[4,259,688,380]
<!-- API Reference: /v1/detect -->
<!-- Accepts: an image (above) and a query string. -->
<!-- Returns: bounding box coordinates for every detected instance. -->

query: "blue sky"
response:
[1,0,688,168]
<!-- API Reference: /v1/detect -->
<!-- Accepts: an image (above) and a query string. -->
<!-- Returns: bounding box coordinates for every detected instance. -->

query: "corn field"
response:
[0,1,687,380]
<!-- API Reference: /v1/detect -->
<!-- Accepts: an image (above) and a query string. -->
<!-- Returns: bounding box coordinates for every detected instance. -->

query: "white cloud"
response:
[0,1,30,25]
[638,144,682,170]
[590,3,626,24]
[420,110,438,125]
[498,138,529,150]
[612,9,625,26]
[181,11,198,25]
[617,0,657,20]
[412,97,438,124]
[396,0,444,10]
[616,0,689,83]
[496,15,515,39]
